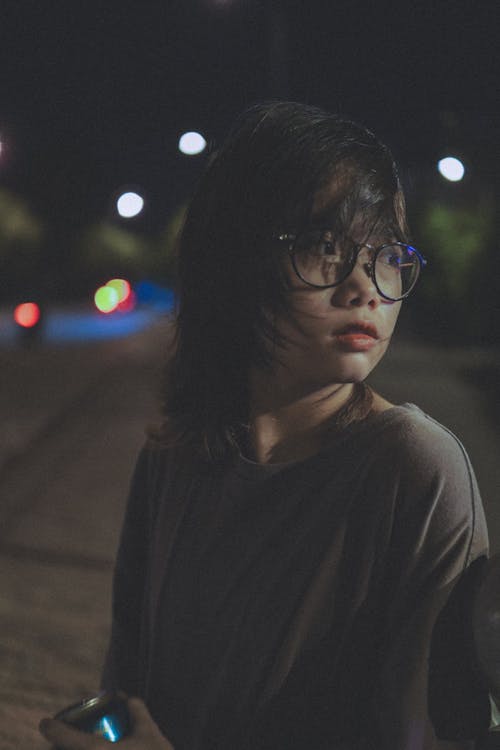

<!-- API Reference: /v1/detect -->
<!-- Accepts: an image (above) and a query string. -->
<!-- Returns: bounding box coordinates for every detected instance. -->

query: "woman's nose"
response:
[331,252,381,308]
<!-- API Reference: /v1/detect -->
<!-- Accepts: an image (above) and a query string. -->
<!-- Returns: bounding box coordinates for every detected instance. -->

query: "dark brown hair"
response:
[154,101,408,462]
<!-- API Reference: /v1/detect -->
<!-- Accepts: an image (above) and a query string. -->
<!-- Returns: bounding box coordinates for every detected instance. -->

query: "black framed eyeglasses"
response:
[277,229,427,302]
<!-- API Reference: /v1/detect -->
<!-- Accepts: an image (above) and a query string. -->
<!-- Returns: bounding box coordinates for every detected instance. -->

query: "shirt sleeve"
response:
[101,442,155,696]
[368,414,490,749]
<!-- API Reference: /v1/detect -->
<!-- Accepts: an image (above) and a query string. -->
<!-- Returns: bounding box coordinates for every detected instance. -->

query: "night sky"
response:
[0,0,497,235]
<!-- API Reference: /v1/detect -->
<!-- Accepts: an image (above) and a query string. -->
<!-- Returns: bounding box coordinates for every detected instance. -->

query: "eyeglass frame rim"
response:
[275,231,427,302]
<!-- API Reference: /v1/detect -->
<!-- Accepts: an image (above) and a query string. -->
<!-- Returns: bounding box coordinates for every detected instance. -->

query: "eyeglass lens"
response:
[292,230,421,300]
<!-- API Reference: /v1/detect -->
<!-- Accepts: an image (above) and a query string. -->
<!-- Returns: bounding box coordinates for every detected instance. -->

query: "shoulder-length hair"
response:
[154,101,409,463]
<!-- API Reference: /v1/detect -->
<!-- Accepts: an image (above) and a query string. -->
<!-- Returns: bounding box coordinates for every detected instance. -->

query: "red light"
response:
[14,302,41,328]
[116,289,136,312]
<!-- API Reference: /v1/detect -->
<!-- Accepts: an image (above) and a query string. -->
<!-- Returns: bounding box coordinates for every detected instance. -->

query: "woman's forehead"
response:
[309,170,368,225]
[310,192,373,236]
[311,175,347,218]
[309,174,395,240]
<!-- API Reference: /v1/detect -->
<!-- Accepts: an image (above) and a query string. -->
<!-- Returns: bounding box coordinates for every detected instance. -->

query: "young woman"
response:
[40,102,490,749]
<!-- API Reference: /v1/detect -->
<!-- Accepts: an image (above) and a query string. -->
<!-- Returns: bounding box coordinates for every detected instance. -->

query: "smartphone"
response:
[54,691,131,743]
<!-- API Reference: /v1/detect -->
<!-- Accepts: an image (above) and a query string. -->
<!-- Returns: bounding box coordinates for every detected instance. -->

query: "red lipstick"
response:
[334,322,379,351]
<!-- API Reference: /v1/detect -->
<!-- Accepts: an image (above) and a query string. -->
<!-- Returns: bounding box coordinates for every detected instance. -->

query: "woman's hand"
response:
[39,697,174,750]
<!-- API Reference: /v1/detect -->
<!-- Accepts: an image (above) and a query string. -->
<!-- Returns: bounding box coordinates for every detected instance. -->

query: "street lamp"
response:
[437,156,465,182]
[178,131,207,156]
[116,191,145,218]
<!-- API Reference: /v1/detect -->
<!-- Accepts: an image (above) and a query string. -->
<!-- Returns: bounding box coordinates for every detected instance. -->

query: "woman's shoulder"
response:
[319,401,474,485]
[368,402,473,470]
[373,403,485,526]
[357,402,484,518]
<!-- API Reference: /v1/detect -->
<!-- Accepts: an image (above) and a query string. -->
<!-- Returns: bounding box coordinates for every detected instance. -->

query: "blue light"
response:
[0,285,175,345]
[134,280,175,311]
[100,716,119,742]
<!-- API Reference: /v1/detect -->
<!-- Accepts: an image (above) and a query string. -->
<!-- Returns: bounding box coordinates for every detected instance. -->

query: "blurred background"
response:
[0,1,498,746]
[0,0,498,342]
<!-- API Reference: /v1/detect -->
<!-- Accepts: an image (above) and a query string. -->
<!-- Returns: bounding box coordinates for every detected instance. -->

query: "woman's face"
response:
[270,189,402,393]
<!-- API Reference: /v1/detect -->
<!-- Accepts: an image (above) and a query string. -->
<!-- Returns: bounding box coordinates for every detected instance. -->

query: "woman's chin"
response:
[323,349,386,385]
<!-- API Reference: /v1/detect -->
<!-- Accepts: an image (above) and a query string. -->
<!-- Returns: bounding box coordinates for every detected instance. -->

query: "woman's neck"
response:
[247,367,356,464]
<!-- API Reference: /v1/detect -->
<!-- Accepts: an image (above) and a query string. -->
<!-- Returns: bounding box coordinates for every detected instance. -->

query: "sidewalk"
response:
[0,318,171,749]
[0,305,171,475]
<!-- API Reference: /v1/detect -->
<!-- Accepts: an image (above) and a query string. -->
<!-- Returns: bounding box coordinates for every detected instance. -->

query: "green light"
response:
[106,278,130,302]
[95,286,119,313]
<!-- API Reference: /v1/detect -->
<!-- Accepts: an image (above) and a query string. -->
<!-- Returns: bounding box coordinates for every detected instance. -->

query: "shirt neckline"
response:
[233,403,421,480]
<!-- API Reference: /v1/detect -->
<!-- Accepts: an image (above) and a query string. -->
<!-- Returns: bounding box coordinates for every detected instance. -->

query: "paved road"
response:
[0,322,498,748]
[0,319,171,749]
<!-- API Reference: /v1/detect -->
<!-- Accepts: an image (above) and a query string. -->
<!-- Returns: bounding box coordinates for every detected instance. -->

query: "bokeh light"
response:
[106,278,131,303]
[437,156,465,182]
[94,285,119,313]
[105,278,136,312]
[116,289,136,312]
[116,191,144,218]
[14,302,40,328]
[178,131,207,156]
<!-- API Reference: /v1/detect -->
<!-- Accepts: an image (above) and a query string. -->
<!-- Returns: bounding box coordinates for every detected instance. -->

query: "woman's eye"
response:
[313,231,339,256]
[317,239,336,256]
[386,253,401,267]
[296,229,340,258]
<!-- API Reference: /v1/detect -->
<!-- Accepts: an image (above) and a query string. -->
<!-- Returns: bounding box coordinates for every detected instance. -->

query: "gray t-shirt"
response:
[102,403,489,749]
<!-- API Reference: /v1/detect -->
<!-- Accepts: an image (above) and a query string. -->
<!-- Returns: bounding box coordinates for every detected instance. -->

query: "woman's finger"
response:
[39,717,105,749]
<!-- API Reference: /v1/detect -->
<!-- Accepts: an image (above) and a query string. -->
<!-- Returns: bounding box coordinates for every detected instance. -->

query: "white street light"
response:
[437,156,465,182]
[178,131,207,156]
[116,191,144,218]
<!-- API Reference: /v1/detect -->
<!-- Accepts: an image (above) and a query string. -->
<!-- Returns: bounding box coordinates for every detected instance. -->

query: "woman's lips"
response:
[334,324,380,351]
[335,332,379,351]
